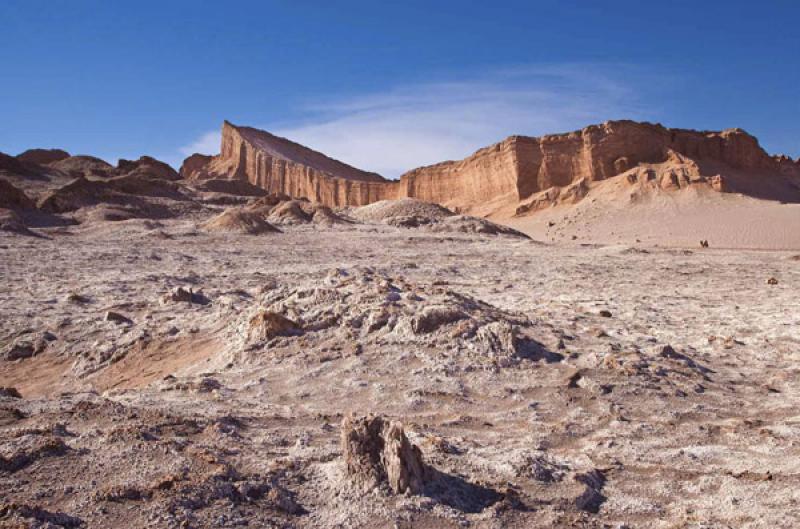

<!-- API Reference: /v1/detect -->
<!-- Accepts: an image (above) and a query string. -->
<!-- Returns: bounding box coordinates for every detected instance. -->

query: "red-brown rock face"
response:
[182,120,799,213]
[182,122,399,207]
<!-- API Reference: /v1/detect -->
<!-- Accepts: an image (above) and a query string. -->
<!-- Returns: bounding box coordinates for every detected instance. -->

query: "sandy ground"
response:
[1,214,800,528]
[504,180,800,250]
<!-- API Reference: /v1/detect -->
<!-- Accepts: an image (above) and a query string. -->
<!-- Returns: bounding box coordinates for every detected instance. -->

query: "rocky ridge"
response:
[182,120,800,215]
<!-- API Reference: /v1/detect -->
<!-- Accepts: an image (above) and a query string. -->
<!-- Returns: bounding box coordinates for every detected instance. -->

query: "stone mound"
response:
[247,310,301,342]
[233,268,553,369]
[352,198,454,223]
[37,175,194,220]
[202,208,282,235]
[117,156,180,181]
[310,204,349,226]
[246,194,293,212]
[16,148,70,165]
[0,179,35,210]
[430,215,530,238]
[74,204,141,223]
[37,177,131,213]
[50,155,115,178]
[244,195,349,226]
[105,173,186,200]
[267,200,313,225]
[352,199,526,238]
[341,414,427,494]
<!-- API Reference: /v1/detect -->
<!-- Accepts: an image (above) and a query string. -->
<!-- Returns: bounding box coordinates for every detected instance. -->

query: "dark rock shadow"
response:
[422,468,503,513]
[517,337,564,363]
[18,209,77,229]
[574,470,607,513]
[0,504,83,528]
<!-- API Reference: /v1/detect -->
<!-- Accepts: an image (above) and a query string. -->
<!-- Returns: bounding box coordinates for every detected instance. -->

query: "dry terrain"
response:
[2,206,799,528]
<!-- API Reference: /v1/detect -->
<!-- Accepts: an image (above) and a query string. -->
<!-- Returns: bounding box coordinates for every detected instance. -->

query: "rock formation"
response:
[0,179,35,210]
[183,120,800,214]
[340,414,427,494]
[182,122,392,207]
[16,148,70,165]
[201,208,282,235]
[117,156,180,181]
[50,155,115,178]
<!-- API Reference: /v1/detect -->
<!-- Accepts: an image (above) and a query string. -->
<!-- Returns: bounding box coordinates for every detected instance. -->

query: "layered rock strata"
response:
[182,120,800,212]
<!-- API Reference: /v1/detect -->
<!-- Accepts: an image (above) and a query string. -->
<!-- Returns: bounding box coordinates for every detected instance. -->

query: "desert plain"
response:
[1,120,799,528]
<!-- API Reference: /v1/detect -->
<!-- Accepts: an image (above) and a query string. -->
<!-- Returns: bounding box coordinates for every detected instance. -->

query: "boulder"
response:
[247,310,301,342]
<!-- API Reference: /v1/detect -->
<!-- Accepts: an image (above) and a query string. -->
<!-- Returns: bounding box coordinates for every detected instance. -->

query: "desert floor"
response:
[1,217,799,528]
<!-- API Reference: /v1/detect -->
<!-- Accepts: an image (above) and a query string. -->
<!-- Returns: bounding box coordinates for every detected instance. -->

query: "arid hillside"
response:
[181,120,800,218]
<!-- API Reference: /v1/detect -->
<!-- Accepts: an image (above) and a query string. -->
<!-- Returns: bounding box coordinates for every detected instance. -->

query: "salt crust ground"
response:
[1,215,799,528]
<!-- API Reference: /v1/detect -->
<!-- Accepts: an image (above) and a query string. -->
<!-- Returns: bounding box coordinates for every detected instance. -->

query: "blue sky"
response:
[1,0,797,176]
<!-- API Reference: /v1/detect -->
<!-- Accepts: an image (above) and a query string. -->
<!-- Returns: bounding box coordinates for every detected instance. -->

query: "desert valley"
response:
[1,120,799,528]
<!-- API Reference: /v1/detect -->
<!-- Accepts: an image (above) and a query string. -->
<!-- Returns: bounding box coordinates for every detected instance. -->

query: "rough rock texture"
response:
[179,153,214,179]
[181,122,392,207]
[37,175,188,216]
[341,415,427,494]
[246,310,301,342]
[16,148,71,165]
[117,156,180,181]
[202,208,282,235]
[187,120,800,214]
[50,155,115,178]
[0,151,44,178]
[3,214,800,527]
[0,179,35,210]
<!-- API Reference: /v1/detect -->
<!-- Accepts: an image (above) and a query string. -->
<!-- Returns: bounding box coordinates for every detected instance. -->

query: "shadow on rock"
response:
[516,336,564,364]
[422,468,503,513]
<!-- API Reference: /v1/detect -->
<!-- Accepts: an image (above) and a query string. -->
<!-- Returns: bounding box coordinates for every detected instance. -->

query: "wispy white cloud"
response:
[179,64,661,178]
[179,130,222,158]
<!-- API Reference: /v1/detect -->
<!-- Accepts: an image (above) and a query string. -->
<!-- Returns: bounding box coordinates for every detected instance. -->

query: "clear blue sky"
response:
[1,0,797,174]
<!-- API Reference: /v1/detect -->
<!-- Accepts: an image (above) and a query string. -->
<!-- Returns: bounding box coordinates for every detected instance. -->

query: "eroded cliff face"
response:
[182,120,799,213]
[183,122,401,207]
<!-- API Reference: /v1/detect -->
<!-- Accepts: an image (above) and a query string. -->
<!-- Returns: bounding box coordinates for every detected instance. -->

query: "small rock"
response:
[341,414,427,494]
[66,292,90,304]
[105,311,132,324]
[766,277,778,285]
[266,485,302,514]
[598,310,612,318]
[0,387,22,399]
[166,286,210,305]
[3,338,47,361]
[247,310,301,342]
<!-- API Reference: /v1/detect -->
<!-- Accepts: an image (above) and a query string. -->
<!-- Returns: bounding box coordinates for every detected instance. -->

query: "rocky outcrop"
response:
[341,414,427,494]
[0,152,44,178]
[50,155,115,178]
[16,149,70,165]
[183,120,800,213]
[117,156,180,181]
[180,153,213,179]
[183,122,396,207]
[0,179,35,210]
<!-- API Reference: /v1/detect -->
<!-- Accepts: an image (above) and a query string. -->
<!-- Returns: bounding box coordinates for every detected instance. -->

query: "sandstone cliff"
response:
[182,120,800,214]
[182,122,400,207]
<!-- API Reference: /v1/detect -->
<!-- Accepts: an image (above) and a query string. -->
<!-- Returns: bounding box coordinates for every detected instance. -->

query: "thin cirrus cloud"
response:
[179,64,660,178]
